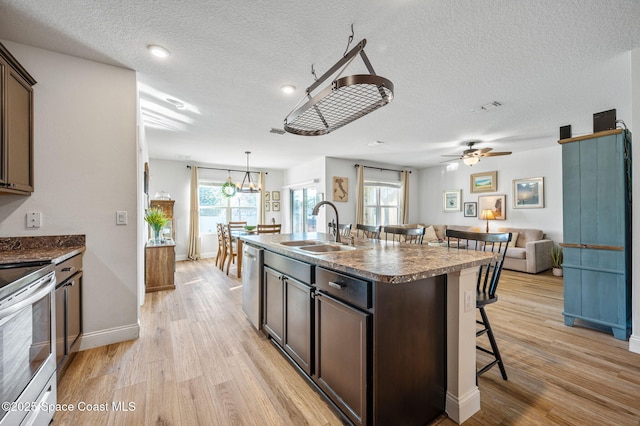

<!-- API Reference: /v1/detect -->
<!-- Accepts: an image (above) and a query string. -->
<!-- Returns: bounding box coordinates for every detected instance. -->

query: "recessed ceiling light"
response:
[148,45,170,58]
[367,140,385,147]
[280,84,296,94]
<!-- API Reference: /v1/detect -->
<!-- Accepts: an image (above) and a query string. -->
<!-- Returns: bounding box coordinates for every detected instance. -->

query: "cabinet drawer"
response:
[264,251,313,284]
[55,254,83,284]
[316,267,371,310]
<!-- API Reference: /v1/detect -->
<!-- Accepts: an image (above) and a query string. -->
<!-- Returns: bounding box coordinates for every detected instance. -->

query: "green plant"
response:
[144,207,168,232]
[551,245,563,269]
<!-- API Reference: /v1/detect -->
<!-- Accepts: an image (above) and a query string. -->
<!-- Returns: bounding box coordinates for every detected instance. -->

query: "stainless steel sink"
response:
[298,244,358,253]
[279,240,324,247]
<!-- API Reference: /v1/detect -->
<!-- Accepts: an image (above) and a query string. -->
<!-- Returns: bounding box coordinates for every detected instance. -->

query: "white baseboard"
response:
[446,387,481,424]
[79,322,140,350]
[629,334,640,354]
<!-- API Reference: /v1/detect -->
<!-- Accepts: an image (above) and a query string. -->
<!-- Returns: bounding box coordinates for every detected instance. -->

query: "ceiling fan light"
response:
[463,157,480,166]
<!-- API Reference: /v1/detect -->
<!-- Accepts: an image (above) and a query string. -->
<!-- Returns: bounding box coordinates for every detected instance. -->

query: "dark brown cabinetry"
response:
[55,253,83,378]
[0,42,36,194]
[263,251,313,374]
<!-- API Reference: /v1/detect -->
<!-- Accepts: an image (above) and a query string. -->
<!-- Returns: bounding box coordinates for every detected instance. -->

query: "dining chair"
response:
[228,221,247,231]
[257,224,281,234]
[445,229,512,382]
[215,223,226,270]
[384,226,425,244]
[328,222,352,237]
[222,224,238,275]
[355,224,381,240]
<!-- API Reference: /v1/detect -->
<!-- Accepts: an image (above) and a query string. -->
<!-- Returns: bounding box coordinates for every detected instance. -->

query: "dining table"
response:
[230,229,257,279]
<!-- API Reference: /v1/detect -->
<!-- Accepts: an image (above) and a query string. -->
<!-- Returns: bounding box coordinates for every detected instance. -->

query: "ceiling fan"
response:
[441,141,512,166]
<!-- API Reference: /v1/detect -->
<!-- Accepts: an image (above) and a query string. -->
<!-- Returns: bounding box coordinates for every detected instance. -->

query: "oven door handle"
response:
[0,273,56,323]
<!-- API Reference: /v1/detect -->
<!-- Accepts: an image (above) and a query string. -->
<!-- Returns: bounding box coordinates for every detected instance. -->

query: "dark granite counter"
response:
[0,235,86,265]
[240,232,498,284]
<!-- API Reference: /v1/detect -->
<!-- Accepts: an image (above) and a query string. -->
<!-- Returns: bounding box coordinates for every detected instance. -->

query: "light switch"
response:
[116,211,128,225]
[26,211,42,228]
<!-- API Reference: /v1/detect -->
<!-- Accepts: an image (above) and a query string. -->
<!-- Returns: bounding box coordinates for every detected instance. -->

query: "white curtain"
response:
[400,170,410,224]
[187,166,201,260]
[259,172,266,224]
[355,164,364,224]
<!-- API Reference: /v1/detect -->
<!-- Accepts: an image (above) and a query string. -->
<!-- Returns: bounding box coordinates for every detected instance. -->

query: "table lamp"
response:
[480,209,495,233]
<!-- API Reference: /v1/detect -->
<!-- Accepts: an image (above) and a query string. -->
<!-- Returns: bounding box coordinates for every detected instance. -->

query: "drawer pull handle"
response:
[62,267,75,273]
[328,281,344,290]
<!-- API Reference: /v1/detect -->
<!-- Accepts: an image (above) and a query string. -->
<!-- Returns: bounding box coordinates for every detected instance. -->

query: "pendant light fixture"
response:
[236,151,260,193]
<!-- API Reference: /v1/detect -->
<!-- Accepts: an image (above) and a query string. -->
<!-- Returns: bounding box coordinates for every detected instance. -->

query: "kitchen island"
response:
[241,232,498,425]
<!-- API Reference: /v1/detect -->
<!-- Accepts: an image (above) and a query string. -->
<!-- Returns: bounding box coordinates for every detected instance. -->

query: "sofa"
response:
[379,224,553,274]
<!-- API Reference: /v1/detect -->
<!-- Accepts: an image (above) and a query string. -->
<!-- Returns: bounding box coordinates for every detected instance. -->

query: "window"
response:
[363,181,401,226]
[199,182,258,233]
[291,187,319,233]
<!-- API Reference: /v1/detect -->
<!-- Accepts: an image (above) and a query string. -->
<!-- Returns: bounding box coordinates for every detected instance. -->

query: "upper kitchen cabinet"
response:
[0,42,37,195]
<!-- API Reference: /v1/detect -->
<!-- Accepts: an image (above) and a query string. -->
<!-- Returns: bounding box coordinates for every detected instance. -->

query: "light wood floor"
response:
[53,259,640,426]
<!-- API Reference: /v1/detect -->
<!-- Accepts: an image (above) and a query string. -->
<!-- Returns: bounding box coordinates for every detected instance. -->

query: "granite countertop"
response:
[241,232,499,284]
[0,235,86,265]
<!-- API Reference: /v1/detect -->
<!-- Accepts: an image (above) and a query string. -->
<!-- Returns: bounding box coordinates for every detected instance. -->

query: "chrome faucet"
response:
[312,201,341,243]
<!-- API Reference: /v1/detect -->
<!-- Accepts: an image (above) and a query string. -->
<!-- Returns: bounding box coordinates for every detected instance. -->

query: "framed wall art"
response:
[265,191,270,201]
[443,189,462,212]
[265,202,270,212]
[470,171,498,193]
[478,194,506,220]
[272,191,280,201]
[332,176,348,202]
[513,177,544,208]
[463,202,477,217]
[272,202,280,212]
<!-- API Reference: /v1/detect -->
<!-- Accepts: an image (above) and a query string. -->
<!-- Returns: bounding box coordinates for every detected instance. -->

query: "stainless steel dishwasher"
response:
[242,243,263,330]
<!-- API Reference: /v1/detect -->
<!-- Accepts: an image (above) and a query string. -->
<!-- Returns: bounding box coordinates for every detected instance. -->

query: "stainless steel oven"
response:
[0,262,57,426]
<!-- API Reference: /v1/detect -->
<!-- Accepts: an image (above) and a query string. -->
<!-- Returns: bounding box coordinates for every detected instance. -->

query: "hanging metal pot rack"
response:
[284,38,394,136]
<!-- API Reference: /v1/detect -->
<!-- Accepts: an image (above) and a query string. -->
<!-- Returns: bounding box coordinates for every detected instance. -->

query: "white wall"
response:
[148,159,284,259]
[418,145,563,244]
[0,41,139,348]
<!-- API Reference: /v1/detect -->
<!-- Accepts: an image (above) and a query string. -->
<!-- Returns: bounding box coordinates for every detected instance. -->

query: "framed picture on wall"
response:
[463,202,477,217]
[265,202,270,212]
[332,177,348,202]
[265,191,270,201]
[478,194,506,220]
[272,191,280,201]
[470,171,498,193]
[443,189,461,212]
[512,177,544,208]
[272,202,280,212]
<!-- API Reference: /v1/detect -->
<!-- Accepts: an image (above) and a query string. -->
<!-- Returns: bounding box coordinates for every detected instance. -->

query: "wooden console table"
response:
[145,239,175,292]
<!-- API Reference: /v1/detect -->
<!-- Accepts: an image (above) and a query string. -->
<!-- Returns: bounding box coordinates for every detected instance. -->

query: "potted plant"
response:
[145,207,168,243]
[551,245,563,276]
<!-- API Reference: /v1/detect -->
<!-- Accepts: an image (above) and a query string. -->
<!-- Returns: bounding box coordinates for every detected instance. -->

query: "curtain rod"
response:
[354,164,411,174]
[186,165,267,174]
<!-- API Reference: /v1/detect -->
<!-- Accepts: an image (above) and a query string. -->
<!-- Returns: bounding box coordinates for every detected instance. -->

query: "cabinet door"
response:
[5,67,34,192]
[263,266,284,346]
[66,273,82,353]
[315,292,370,426]
[55,285,66,369]
[284,276,312,374]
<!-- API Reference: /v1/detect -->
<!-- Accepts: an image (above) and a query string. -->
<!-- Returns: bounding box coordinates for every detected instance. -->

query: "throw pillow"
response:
[424,225,438,242]
[508,232,519,247]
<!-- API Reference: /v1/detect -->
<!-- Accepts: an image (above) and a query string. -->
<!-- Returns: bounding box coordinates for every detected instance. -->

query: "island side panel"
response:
[373,276,446,425]
[445,267,481,423]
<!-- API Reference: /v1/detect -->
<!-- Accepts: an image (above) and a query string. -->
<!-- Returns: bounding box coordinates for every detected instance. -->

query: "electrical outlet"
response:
[26,211,42,228]
[464,290,473,313]
[116,211,128,225]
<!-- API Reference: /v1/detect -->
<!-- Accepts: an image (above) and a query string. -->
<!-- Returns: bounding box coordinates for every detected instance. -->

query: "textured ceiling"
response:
[1,0,639,170]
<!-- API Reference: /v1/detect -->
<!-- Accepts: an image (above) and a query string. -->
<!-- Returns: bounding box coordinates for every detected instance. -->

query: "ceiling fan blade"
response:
[477,147,493,154]
[482,151,512,157]
[439,158,460,163]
